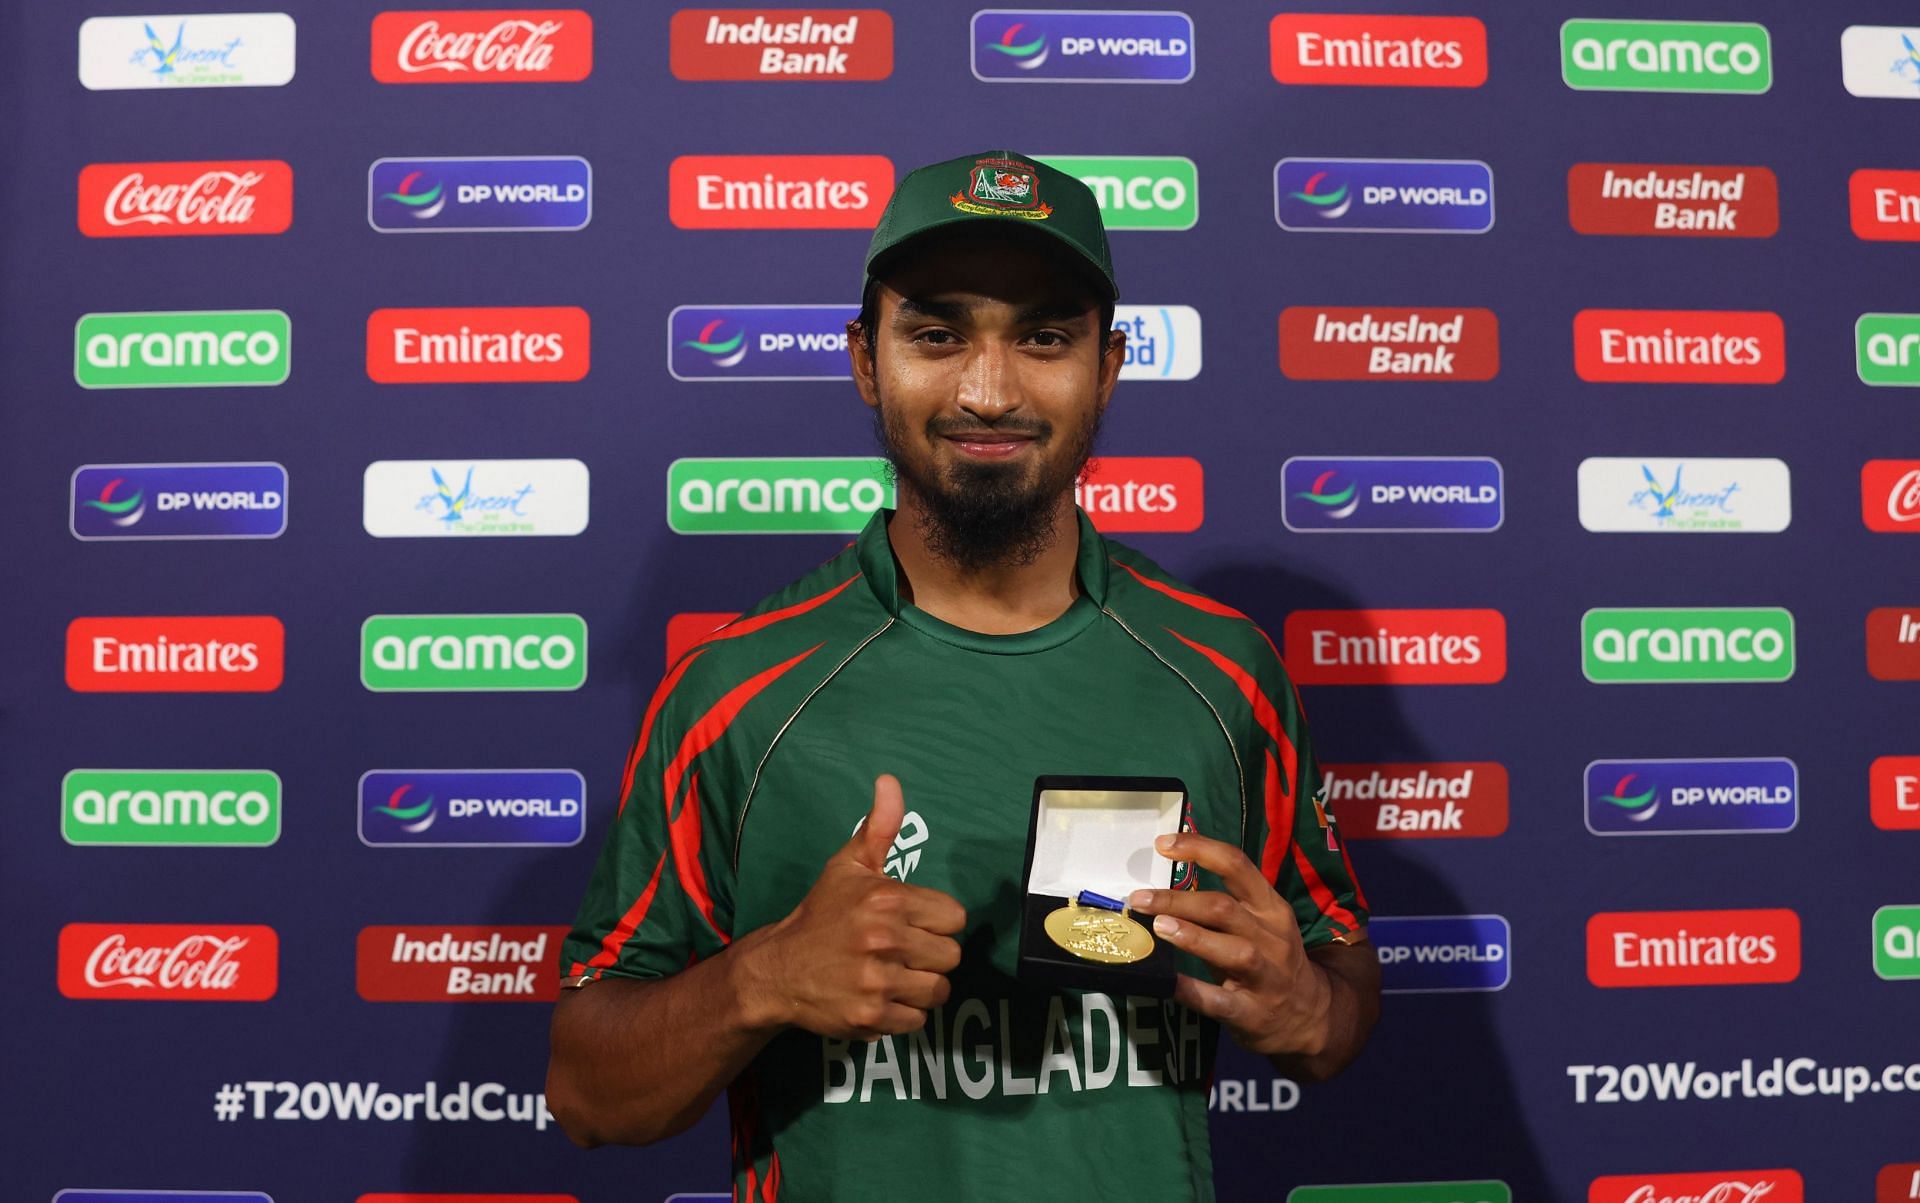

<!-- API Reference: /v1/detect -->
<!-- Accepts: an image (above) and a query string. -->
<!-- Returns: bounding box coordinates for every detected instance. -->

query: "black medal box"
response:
[1016,775,1187,999]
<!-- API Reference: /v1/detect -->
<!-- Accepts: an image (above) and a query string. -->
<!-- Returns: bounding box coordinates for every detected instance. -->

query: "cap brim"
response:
[865,216,1118,303]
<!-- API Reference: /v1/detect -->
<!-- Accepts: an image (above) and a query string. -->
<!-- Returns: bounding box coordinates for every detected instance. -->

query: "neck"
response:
[885,486,1083,635]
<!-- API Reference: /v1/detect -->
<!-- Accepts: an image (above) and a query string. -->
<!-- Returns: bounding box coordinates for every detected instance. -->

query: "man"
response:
[548,151,1378,1201]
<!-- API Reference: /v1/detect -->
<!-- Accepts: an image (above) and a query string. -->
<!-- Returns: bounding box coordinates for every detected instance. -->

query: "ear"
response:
[847,316,881,412]
[1094,320,1126,419]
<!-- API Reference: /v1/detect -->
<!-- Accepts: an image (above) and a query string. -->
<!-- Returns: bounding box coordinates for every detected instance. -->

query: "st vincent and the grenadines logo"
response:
[1560,19,1772,94]
[77,13,297,90]
[1842,26,1920,100]
[75,310,290,389]
[362,459,588,538]
[359,769,584,847]
[971,10,1194,84]
[361,614,587,691]
[1287,1184,1511,1203]
[1038,155,1196,230]
[63,769,281,847]
[1282,457,1502,533]
[369,156,590,232]
[1584,758,1797,836]
[1368,915,1510,993]
[1576,457,1791,534]
[71,462,287,541]
[668,457,894,534]
[1582,607,1794,683]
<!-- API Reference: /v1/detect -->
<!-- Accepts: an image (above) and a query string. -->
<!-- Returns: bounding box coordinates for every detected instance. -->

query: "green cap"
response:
[863,150,1117,302]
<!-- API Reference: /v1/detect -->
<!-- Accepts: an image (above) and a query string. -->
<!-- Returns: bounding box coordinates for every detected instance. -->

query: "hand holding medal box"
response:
[1017,775,1186,997]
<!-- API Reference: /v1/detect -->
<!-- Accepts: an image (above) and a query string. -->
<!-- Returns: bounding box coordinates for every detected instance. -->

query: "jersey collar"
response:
[854,505,1111,652]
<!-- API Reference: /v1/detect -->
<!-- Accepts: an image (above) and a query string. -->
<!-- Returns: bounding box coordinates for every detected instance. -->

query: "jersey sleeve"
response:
[559,659,735,984]
[1252,652,1370,950]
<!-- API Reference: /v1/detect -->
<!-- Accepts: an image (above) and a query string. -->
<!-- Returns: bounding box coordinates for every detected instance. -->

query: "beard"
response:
[875,397,1101,574]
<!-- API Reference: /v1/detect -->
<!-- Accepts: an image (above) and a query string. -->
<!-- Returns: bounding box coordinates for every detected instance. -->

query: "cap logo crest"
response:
[950,157,1053,219]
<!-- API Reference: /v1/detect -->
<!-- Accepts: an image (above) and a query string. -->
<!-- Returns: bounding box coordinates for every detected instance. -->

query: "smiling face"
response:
[850,226,1126,572]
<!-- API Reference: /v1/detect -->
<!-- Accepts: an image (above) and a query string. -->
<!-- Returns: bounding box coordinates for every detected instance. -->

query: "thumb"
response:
[845,773,905,871]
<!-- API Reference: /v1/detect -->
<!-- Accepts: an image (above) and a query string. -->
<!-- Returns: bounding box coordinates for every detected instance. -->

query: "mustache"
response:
[924,414,1053,440]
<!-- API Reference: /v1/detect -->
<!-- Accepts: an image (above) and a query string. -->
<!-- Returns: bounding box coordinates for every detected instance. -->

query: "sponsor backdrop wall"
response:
[6,1,1920,1200]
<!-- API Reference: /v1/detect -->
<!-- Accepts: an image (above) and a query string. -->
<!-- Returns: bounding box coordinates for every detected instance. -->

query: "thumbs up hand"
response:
[745,774,967,1040]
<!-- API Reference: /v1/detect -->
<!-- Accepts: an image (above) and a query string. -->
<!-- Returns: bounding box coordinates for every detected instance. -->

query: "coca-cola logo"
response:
[1591,1169,1801,1203]
[78,160,293,239]
[86,932,248,990]
[1623,1182,1774,1203]
[1888,468,1920,523]
[372,10,593,83]
[1862,460,1920,533]
[59,923,278,1000]
[104,170,263,227]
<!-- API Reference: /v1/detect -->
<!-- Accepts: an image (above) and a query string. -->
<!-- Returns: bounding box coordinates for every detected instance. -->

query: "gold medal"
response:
[1043,903,1155,964]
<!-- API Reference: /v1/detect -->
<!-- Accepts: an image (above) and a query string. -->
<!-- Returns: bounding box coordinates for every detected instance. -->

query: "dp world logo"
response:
[1275,158,1494,234]
[1287,170,1351,220]
[369,156,591,232]
[379,169,446,219]
[1293,469,1358,518]
[359,769,584,847]
[71,462,287,541]
[681,318,746,367]
[972,10,1193,83]
[1282,457,1502,532]
[1585,758,1797,836]
[983,20,1048,69]
[668,306,857,381]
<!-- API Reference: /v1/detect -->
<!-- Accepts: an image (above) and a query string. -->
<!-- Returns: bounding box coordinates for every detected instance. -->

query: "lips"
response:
[945,431,1036,459]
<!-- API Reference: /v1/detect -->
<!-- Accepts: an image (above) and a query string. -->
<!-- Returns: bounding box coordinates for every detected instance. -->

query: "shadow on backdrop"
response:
[1193,558,1548,1200]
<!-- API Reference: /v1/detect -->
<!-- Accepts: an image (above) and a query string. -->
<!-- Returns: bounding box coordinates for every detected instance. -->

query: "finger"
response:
[1172,972,1247,1025]
[1152,831,1282,914]
[897,926,962,975]
[899,883,968,936]
[1126,888,1260,940]
[1149,913,1266,983]
[865,1001,936,1037]
[886,967,953,1011]
[843,773,905,871]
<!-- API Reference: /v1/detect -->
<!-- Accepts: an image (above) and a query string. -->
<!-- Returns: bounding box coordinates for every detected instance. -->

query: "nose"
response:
[954,338,1024,421]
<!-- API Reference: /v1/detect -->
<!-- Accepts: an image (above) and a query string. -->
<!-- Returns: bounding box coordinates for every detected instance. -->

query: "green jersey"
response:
[561,508,1367,1202]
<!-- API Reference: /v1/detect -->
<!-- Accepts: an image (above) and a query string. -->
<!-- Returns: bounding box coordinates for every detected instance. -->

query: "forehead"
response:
[875,227,1100,316]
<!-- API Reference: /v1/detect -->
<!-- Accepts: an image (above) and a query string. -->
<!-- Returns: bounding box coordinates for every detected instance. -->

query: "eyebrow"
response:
[893,295,1096,327]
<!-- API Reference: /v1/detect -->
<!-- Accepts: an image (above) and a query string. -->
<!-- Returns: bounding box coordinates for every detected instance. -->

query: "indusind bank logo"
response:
[971,11,1194,84]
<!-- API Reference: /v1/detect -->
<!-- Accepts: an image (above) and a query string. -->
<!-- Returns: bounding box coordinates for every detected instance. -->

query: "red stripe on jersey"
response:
[699,575,858,649]
[671,771,727,945]
[1335,825,1370,912]
[1260,748,1293,884]
[660,644,823,827]
[618,648,708,817]
[764,1150,782,1201]
[584,850,667,977]
[1112,556,1283,661]
[1167,628,1300,792]
[1291,840,1360,935]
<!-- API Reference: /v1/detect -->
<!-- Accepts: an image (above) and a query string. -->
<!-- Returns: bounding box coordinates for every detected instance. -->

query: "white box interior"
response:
[1026,786,1185,900]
